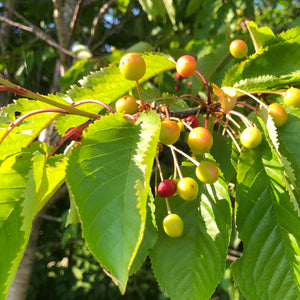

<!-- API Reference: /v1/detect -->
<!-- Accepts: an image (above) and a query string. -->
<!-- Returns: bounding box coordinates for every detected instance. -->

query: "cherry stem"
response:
[0,108,70,145]
[165,198,172,214]
[194,70,211,104]
[225,114,241,130]
[46,120,93,160]
[73,99,116,113]
[135,80,146,110]
[155,154,164,182]
[180,119,193,132]
[0,80,100,119]
[226,128,241,152]
[205,111,210,129]
[234,87,267,108]
[170,146,183,179]
[227,109,253,127]
[168,144,199,167]
[212,114,237,134]
[246,90,284,96]
[236,101,260,112]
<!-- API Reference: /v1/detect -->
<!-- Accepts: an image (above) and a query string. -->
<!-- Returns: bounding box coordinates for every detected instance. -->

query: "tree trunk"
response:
[0,0,15,106]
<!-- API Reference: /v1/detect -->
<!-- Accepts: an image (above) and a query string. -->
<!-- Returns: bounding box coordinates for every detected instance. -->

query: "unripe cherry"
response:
[115,95,138,114]
[157,179,177,198]
[187,127,213,154]
[159,120,181,145]
[267,103,287,127]
[283,87,300,108]
[229,39,248,59]
[240,127,262,149]
[177,177,198,201]
[196,161,219,184]
[119,53,146,81]
[163,214,184,238]
[176,55,197,77]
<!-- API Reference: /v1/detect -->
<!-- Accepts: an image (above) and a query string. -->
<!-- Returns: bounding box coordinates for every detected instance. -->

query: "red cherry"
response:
[157,179,177,198]
[66,127,83,141]
[183,115,199,131]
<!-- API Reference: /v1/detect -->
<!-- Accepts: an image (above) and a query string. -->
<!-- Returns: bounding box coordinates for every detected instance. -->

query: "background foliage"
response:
[1,0,300,299]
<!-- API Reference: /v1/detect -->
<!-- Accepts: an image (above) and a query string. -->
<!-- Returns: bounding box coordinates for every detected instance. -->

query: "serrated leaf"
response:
[66,111,161,293]
[0,142,67,300]
[246,20,274,51]
[223,26,300,90]
[55,52,175,136]
[277,107,300,188]
[232,143,300,299]
[256,108,300,215]
[0,97,66,159]
[150,162,232,300]
[129,190,158,275]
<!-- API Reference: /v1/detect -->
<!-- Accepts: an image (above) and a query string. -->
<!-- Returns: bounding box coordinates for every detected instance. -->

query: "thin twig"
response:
[0,6,77,59]
[88,0,115,47]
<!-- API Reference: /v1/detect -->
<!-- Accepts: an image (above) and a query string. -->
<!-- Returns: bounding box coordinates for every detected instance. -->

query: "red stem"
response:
[73,99,116,113]
[194,70,211,104]
[0,108,69,145]
[47,120,94,159]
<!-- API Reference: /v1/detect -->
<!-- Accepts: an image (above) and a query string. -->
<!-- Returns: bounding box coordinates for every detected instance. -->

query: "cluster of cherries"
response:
[110,41,300,238]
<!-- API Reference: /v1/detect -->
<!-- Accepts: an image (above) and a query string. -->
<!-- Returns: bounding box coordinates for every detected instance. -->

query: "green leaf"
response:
[232,142,300,299]
[0,142,67,300]
[129,190,158,275]
[222,26,300,90]
[55,52,175,136]
[150,162,232,300]
[277,107,300,189]
[246,20,274,51]
[139,0,176,25]
[66,111,161,293]
[0,97,67,159]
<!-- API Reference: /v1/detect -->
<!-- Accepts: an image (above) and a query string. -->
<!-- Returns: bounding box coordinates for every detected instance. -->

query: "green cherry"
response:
[119,53,146,81]
[229,39,248,59]
[283,87,300,108]
[240,127,262,149]
[177,177,199,201]
[159,120,181,145]
[195,161,219,184]
[163,214,184,238]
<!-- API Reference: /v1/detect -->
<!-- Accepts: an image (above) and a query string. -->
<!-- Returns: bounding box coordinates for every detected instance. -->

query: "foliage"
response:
[1,4,300,299]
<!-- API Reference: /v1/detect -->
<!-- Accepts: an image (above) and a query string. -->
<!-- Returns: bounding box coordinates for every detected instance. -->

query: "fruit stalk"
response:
[0,108,70,145]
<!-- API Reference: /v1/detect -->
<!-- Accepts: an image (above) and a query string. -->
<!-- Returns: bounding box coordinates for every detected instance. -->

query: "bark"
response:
[52,0,82,75]
[0,0,15,106]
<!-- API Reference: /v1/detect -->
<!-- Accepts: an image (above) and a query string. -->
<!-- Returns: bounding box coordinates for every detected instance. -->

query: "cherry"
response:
[115,95,138,114]
[66,127,83,141]
[177,177,198,201]
[283,87,300,108]
[159,120,181,145]
[187,127,213,154]
[240,127,262,149]
[119,53,146,81]
[267,103,287,127]
[176,55,197,77]
[182,115,199,131]
[157,179,177,198]
[195,161,219,184]
[163,214,184,238]
[229,39,248,59]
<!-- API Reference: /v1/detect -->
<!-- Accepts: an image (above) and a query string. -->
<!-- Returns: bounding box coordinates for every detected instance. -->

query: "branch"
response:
[0,15,77,59]
[66,0,83,47]
[88,0,115,47]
